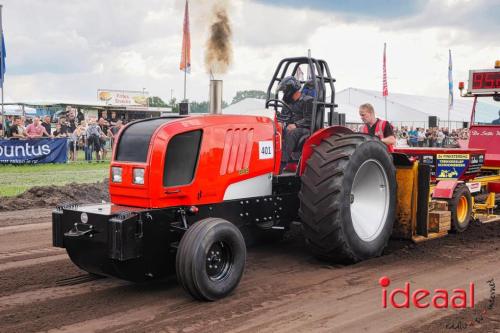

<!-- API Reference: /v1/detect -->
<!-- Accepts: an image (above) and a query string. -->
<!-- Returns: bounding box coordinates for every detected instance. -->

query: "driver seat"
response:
[292,81,325,156]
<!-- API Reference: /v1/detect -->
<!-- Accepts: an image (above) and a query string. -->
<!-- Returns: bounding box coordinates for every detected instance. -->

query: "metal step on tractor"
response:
[52,57,500,301]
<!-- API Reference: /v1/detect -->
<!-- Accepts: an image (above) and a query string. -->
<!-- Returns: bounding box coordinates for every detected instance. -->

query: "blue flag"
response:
[448,49,453,110]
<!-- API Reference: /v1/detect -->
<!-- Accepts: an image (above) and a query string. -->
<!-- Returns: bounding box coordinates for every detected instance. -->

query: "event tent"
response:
[222,89,498,129]
[1,104,37,116]
[335,88,498,128]
[222,98,270,117]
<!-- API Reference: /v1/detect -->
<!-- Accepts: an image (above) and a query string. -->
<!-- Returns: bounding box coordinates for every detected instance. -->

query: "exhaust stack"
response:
[209,80,223,114]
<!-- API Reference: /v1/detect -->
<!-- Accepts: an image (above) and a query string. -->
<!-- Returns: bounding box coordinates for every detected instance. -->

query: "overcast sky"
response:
[1,0,499,104]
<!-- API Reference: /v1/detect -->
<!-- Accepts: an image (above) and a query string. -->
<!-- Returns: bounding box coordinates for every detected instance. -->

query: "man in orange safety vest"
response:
[359,103,396,152]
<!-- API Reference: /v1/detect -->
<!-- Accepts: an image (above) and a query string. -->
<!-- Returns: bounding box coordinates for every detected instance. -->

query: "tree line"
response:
[147,90,267,113]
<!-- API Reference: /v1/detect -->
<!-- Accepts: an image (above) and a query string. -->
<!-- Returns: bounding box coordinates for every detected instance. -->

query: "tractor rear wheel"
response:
[176,218,246,301]
[299,133,397,263]
[445,184,472,232]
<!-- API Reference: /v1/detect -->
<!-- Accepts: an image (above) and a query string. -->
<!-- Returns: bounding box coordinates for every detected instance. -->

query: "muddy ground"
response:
[0,184,500,332]
[0,180,109,212]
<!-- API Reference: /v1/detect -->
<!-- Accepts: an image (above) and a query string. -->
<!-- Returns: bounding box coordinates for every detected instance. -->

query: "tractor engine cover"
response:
[109,115,277,209]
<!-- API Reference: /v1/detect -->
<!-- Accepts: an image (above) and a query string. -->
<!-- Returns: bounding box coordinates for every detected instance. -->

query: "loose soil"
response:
[1,182,500,333]
[0,180,109,212]
[0,207,500,332]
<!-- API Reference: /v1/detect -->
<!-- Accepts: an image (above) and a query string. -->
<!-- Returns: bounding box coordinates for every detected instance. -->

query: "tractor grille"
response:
[220,128,254,175]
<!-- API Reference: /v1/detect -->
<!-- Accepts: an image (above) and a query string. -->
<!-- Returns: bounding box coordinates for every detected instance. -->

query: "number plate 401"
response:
[258,141,274,160]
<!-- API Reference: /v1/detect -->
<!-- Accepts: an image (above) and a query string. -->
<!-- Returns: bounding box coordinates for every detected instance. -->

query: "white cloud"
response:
[0,0,498,106]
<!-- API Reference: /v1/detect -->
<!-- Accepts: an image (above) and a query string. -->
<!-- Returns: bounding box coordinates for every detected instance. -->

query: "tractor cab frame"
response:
[265,56,340,133]
[264,56,346,173]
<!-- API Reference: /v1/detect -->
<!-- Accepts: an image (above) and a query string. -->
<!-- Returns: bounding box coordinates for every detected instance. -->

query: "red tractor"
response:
[52,57,399,300]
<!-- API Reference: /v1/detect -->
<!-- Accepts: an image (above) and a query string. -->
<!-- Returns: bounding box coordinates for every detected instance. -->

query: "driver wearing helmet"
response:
[277,76,314,169]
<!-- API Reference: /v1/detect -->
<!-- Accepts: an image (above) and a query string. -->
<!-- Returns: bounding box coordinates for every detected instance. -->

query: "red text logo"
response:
[379,276,475,309]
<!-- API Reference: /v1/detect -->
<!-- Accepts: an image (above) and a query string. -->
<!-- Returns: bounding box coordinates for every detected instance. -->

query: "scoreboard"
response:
[468,68,500,94]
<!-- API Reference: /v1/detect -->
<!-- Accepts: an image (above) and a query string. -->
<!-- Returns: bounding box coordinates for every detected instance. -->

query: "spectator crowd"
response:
[0,110,124,162]
[393,126,469,147]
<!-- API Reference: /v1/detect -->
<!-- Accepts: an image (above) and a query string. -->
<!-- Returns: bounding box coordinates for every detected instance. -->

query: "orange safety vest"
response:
[362,119,395,153]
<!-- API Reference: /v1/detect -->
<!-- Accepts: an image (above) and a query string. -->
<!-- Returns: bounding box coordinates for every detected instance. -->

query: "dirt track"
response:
[1,208,500,333]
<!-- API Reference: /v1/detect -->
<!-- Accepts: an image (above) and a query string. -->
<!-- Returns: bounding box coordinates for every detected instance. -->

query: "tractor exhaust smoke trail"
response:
[205,1,232,76]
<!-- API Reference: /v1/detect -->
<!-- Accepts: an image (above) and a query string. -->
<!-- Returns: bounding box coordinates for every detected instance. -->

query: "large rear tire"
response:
[299,133,397,263]
[176,218,246,301]
[445,184,472,233]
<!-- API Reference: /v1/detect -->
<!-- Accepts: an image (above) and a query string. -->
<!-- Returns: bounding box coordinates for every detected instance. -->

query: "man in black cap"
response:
[277,76,313,170]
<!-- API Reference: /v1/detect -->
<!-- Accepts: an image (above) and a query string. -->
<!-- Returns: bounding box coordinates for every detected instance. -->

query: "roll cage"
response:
[265,56,341,134]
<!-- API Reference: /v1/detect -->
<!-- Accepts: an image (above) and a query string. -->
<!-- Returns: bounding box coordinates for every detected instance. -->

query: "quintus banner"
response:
[0,138,68,164]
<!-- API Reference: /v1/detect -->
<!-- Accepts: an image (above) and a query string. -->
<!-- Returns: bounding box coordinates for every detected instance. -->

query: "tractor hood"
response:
[109,114,277,208]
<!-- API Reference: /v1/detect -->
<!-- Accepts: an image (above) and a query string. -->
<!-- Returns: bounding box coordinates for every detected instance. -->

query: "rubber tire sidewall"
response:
[340,140,397,260]
[176,218,246,301]
[449,184,472,233]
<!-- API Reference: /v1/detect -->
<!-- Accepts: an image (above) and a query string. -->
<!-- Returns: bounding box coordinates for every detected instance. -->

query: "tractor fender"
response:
[433,180,462,199]
[299,126,354,176]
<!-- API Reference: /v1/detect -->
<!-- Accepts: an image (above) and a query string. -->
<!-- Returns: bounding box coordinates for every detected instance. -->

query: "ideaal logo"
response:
[0,143,51,157]
[379,276,475,309]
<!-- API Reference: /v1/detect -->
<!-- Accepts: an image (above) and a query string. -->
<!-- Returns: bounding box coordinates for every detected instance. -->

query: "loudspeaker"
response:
[463,122,469,128]
[339,113,346,126]
[428,116,438,128]
[331,112,339,125]
[179,102,190,115]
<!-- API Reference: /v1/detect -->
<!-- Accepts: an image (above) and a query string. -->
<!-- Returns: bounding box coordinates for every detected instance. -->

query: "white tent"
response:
[223,98,273,118]
[335,88,475,128]
[1,104,37,116]
[221,89,493,129]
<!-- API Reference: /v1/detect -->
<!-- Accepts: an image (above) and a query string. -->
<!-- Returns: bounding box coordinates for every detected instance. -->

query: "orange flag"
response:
[180,0,191,73]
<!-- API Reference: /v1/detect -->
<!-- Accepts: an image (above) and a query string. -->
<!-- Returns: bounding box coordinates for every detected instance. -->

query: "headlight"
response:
[111,167,122,183]
[133,168,145,185]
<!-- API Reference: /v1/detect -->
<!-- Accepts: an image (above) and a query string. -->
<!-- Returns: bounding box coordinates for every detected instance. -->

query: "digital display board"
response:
[468,69,500,93]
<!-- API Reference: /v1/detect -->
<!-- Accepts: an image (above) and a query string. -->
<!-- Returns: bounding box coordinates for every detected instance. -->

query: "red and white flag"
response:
[180,0,191,73]
[382,42,388,97]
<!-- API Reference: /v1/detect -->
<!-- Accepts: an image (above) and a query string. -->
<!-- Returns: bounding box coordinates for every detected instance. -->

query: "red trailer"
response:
[395,60,500,232]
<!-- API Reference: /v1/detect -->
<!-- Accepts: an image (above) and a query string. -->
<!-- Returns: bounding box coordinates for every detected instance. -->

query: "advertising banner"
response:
[0,138,68,164]
[97,89,149,106]
[435,154,469,179]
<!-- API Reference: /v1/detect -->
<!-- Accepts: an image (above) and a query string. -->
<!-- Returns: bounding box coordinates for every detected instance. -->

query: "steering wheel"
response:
[265,99,293,123]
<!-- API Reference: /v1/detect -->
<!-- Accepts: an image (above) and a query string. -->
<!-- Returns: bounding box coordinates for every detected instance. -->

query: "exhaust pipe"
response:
[209,80,223,114]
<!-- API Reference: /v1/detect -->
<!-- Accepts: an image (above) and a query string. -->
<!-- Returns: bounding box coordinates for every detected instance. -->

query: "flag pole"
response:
[183,43,187,101]
[448,49,453,130]
[182,0,189,102]
[383,42,388,121]
[384,95,387,121]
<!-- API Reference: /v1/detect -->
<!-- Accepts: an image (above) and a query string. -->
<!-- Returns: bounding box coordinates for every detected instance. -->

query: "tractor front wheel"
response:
[299,133,397,263]
[176,218,246,301]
